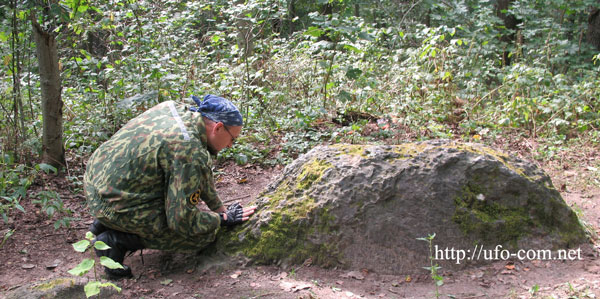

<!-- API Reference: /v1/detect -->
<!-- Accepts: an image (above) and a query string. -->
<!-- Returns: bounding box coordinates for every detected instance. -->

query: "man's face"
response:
[207,122,242,155]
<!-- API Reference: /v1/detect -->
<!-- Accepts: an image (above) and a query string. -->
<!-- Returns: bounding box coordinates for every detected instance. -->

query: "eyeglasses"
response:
[223,124,237,144]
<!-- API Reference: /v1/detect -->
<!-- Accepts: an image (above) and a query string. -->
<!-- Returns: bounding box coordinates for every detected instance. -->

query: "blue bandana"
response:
[189,95,244,126]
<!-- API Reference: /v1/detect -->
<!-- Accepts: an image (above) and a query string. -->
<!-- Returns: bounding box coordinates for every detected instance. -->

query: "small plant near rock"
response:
[33,163,75,229]
[68,231,123,298]
[0,229,14,249]
[418,233,443,299]
[529,284,539,296]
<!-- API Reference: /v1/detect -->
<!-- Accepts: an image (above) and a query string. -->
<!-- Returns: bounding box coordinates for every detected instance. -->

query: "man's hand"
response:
[220,202,257,226]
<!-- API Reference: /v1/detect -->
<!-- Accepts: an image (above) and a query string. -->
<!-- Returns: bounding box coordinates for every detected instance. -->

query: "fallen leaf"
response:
[560,183,567,191]
[280,280,312,293]
[303,257,313,267]
[564,171,577,177]
[405,275,412,282]
[341,271,364,280]
[470,271,484,279]
[21,264,35,269]
[230,270,242,279]
[138,288,151,294]
[160,279,172,286]
[505,264,515,270]
[237,178,248,184]
[279,281,294,292]
[270,272,286,281]
[186,269,194,274]
[292,283,311,292]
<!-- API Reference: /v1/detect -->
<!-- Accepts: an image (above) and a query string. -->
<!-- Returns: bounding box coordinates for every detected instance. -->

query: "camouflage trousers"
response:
[85,186,217,252]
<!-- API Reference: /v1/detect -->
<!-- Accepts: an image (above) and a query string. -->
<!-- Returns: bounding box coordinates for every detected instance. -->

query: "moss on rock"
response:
[296,159,332,190]
[453,184,532,247]
[211,156,340,267]
[33,278,75,291]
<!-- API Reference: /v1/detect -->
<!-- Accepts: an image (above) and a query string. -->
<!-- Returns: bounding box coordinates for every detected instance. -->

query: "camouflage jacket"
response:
[84,101,223,238]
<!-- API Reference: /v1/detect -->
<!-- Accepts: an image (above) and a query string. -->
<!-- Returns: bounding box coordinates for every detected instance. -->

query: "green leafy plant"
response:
[33,190,64,217]
[529,284,539,296]
[33,163,74,229]
[417,233,443,299]
[0,229,15,249]
[68,231,123,298]
[0,158,31,223]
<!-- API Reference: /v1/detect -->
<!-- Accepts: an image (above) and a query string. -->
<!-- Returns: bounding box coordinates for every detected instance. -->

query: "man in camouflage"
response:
[84,95,255,279]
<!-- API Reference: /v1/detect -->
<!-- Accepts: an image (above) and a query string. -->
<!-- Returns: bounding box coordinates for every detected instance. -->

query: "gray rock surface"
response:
[209,140,588,274]
[5,277,119,299]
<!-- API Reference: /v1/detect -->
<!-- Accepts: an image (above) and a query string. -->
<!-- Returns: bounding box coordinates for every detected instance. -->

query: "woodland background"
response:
[1,0,599,231]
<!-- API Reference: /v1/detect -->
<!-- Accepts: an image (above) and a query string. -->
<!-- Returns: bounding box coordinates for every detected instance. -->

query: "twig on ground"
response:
[251,292,279,298]
[38,233,66,239]
[223,195,251,203]
[388,288,401,294]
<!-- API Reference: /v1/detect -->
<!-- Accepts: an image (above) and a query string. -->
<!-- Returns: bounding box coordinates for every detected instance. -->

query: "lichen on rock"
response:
[205,140,589,274]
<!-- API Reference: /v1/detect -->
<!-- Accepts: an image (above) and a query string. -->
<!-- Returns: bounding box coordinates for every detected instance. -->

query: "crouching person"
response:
[84,95,256,279]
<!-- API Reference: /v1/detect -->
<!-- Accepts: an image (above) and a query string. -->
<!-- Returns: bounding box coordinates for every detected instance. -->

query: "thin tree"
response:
[10,0,26,158]
[496,0,520,66]
[588,2,600,51]
[30,1,65,169]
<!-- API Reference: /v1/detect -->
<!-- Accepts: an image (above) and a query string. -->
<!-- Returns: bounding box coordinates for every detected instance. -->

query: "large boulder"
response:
[208,140,587,274]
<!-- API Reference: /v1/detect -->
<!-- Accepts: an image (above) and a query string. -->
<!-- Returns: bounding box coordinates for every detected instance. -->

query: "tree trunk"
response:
[11,0,25,160]
[235,0,254,58]
[32,20,65,169]
[496,0,520,66]
[321,2,333,16]
[588,7,600,51]
[287,0,296,35]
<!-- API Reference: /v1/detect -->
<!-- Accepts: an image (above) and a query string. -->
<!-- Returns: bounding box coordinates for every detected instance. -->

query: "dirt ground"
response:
[1,139,599,299]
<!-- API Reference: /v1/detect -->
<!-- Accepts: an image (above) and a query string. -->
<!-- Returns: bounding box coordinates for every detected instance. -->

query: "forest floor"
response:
[1,135,599,299]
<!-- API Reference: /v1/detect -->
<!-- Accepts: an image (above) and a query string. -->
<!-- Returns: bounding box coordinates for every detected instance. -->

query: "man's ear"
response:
[213,121,225,132]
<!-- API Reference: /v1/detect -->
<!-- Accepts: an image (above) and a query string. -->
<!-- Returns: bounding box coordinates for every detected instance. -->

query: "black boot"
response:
[94,230,145,280]
[89,219,108,236]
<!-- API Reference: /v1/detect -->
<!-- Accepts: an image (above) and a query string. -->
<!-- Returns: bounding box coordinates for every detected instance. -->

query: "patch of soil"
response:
[1,142,599,299]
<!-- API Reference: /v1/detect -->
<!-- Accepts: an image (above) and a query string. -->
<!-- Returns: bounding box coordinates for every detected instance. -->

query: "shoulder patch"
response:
[189,190,200,205]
